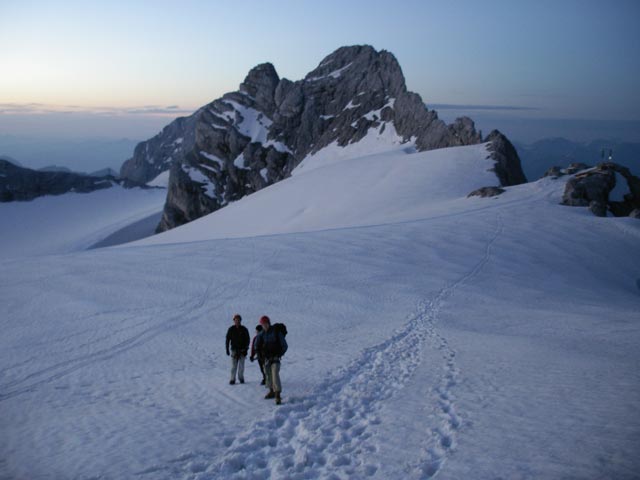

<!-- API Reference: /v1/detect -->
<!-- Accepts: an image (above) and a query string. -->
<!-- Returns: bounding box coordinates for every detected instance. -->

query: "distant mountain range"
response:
[0,160,142,202]
[0,159,115,201]
[4,46,638,224]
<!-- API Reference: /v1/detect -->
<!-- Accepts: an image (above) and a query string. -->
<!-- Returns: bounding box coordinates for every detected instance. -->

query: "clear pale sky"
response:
[1,0,639,142]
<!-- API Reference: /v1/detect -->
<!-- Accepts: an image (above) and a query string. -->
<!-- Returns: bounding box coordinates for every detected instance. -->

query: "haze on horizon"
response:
[1,0,639,170]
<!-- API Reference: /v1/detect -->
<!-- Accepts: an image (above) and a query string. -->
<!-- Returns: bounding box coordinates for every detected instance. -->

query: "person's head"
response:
[233,314,242,326]
[255,324,263,333]
[259,315,271,330]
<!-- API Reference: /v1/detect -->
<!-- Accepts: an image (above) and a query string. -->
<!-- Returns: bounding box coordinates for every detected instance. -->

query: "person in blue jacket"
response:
[255,315,287,404]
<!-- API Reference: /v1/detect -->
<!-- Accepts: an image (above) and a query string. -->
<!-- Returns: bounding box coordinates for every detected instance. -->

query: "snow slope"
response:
[0,186,166,259]
[132,143,498,245]
[1,144,639,479]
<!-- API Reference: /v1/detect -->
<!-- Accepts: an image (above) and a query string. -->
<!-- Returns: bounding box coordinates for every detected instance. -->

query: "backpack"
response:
[272,323,287,338]
[262,323,288,358]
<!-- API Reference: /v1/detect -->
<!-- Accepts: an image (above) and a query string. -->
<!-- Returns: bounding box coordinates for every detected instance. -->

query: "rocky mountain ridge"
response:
[120,45,526,232]
[0,160,142,202]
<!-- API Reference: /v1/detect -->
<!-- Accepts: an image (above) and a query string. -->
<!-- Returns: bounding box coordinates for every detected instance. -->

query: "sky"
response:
[1,0,639,167]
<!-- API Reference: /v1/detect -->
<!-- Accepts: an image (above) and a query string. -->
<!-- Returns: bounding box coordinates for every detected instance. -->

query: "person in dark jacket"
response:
[249,324,266,385]
[255,315,287,404]
[226,314,250,385]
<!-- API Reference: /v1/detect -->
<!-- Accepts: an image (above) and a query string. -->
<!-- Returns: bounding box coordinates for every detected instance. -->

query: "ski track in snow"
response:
[157,215,503,480]
[0,299,197,380]
[0,242,269,402]
[0,294,209,401]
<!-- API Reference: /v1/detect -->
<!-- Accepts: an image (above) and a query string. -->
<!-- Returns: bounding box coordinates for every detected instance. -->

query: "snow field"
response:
[0,186,166,259]
[1,142,639,479]
[131,142,499,246]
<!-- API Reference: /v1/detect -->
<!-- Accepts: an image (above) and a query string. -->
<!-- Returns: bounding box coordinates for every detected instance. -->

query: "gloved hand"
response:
[241,350,248,357]
[226,349,230,356]
[250,356,255,362]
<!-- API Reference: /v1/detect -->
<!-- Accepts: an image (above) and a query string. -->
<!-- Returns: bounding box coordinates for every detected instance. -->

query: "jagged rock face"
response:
[120,114,198,185]
[562,167,615,215]
[464,132,528,198]
[485,130,527,186]
[240,63,280,116]
[606,163,640,216]
[120,45,525,232]
[0,159,122,202]
[561,162,640,217]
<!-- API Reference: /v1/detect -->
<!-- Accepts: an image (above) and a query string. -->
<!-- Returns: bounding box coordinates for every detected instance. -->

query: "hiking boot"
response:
[229,380,235,385]
[260,379,266,385]
[275,392,282,405]
[239,379,244,384]
[264,390,275,399]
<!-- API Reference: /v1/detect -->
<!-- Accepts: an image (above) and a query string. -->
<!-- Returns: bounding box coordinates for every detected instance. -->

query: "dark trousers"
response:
[258,358,266,382]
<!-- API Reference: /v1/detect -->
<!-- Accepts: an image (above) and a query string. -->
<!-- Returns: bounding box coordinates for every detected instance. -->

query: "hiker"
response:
[255,315,287,404]
[249,324,266,385]
[225,314,250,385]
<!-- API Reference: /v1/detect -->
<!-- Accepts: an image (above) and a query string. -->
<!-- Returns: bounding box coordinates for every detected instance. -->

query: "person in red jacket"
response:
[225,314,250,385]
[255,315,288,404]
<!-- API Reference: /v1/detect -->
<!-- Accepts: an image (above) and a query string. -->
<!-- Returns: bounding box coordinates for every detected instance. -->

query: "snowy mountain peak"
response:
[120,45,525,232]
[239,62,280,115]
[305,45,406,97]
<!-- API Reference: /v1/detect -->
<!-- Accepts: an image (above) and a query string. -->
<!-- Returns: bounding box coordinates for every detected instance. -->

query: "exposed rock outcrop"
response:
[543,163,590,179]
[561,162,640,217]
[119,114,199,186]
[562,167,615,214]
[606,162,640,216]
[485,130,527,186]
[467,186,506,198]
[565,163,590,175]
[120,45,526,232]
[543,166,565,179]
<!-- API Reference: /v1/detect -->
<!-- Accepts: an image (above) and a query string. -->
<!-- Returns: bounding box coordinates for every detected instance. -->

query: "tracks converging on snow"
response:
[0,212,502,477]
[0,297,207,401]
[0,244,268,402]
[168,215,503,479]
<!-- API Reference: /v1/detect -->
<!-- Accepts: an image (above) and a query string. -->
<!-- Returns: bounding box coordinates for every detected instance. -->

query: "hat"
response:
[259,315,271,326]
[255,325,263,332]
[233,314,242,321]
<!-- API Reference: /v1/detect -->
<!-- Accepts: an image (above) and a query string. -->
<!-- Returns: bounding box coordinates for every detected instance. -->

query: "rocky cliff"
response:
[120,45,527,232]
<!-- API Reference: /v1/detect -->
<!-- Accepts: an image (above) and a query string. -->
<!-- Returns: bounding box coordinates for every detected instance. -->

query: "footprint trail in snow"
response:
[169,216,502,480]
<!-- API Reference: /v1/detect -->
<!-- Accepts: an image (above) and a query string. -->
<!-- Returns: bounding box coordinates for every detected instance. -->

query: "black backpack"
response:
[262,323,288,358]
[272,322,288,338]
